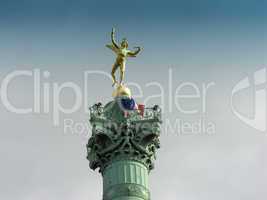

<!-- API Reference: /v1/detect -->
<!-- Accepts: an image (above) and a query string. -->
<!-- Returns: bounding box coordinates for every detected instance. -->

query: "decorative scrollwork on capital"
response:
[87,100,162,173]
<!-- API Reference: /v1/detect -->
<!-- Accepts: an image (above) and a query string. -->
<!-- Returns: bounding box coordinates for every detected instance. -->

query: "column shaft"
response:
[102,161,150,200]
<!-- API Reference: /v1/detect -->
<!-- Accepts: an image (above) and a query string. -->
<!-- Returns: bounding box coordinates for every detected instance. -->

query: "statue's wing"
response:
[106,44,119,54]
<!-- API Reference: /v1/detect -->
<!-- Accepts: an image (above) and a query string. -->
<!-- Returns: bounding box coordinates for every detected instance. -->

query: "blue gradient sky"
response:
[0,0,266,69]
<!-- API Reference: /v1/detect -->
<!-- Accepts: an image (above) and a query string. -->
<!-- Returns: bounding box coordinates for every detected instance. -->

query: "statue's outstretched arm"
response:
[111,28,119,49]
[127,47,141,57]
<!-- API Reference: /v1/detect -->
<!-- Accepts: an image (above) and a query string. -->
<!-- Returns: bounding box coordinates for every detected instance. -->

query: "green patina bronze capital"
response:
[87,99,161,173]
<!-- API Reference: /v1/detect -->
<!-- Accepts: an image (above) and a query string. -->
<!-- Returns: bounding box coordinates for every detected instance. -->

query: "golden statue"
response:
[106,28,142,86]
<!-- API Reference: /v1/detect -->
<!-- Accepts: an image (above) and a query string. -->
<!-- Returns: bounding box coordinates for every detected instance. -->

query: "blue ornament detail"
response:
[120,98,136,110]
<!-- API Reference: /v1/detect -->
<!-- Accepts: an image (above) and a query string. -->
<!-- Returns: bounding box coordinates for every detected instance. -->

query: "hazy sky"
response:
[0,0,266,200]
